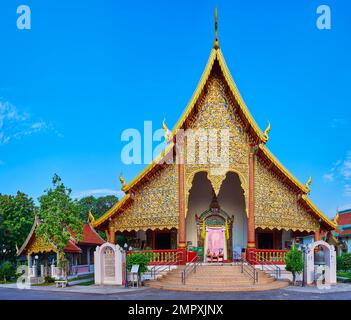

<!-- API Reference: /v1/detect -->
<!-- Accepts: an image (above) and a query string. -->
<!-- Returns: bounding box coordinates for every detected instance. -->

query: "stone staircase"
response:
[145,263,289,292]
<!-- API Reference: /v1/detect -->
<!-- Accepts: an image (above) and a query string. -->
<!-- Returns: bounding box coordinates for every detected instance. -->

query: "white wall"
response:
[186,172,213,246]
[218,173,247,250]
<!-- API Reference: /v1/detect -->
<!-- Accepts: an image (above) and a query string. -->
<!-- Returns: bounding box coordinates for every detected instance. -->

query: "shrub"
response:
[44,276,55,283]
[337,254,351,271]
[126,253,150,274]
[337,255,345,271]
[285,244,304,285]
[0,261,16,282]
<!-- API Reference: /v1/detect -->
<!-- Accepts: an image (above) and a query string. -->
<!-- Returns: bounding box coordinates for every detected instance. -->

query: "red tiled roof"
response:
[64,240,82,253]
[78,223,105,246]
[337,212,351,225]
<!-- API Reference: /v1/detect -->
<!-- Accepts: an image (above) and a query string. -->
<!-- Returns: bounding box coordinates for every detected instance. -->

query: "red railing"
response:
[247,249,287,265]
[127,249,181,265]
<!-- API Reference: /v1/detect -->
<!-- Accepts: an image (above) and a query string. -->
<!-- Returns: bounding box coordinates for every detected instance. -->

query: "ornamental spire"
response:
[119,173,127,192]
[162,118,173,144]
[305,176,312,193]
[213,7,220,49]
[262,121,271,144]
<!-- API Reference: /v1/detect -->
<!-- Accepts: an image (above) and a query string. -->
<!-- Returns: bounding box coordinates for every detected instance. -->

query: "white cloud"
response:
[330,118,348,128]
[323,173,334,182]
[339,204,351,211]
[323,152,351,196]
[0,100,53,145]
[344,184,351,197]
[340,152,351,180]
[73,189,124,199]
[31,121,47,130]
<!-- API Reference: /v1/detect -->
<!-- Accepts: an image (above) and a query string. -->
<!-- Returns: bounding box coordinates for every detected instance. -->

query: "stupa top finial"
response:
[214,7,220,49]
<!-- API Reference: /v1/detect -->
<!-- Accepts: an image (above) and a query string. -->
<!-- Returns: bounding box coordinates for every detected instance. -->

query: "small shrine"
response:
[17,214,105,282]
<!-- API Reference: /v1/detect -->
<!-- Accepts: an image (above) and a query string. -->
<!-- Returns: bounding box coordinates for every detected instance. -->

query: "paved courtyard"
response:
[1,284,351,300]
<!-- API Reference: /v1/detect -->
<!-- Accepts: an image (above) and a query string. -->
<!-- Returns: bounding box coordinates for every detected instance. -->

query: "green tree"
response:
[285,244,304,285]
[0,192,35,263]
[76,195,118,220]
[126,253,150,274]
[36,174,83,278]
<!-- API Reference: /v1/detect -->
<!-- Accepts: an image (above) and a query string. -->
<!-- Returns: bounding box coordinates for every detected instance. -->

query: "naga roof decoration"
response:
[93,9,336,231]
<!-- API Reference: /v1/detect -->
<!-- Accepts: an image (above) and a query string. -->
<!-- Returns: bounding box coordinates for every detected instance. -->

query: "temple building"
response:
[333,208,351,255]
[17,214,105,282]
[93,10,335,264]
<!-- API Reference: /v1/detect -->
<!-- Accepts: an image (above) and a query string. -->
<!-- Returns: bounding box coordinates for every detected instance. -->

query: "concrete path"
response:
[1,286,351,300]
[285,283,351,294]
[0,283,145,295]
[1,283,351,299]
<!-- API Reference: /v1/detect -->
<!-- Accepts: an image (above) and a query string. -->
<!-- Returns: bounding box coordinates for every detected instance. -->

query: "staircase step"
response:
[144,263,288,292]
[145,280,289,292]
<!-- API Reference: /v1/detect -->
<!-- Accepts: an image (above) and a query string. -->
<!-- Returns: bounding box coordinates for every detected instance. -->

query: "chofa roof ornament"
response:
[119,173,127,192]
[162,118,173,144]
[305,176,312,193]
[262,121,271,144]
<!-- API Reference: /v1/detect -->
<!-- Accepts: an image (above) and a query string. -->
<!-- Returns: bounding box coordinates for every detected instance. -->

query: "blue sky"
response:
[0,0,350,218]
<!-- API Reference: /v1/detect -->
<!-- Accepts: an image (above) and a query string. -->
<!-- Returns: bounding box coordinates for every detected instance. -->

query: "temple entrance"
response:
[186,171,247,261]
[257,232,274,249]
[155,232,171,249]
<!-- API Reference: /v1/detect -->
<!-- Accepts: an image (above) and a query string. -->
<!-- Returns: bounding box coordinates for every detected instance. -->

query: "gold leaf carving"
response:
[255,158,319,232]
[110,165,178,232]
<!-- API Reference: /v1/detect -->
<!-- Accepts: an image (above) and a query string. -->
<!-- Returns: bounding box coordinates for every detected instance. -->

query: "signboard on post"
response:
[131,265,139,273]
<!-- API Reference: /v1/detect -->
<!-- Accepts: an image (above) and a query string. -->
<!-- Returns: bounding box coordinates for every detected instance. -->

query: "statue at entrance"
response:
[196,192,233,262]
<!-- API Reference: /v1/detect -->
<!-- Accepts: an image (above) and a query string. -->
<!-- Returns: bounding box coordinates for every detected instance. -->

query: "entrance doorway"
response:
[186,171,247,261]
[155,232,171,249]
[257,232,273,249]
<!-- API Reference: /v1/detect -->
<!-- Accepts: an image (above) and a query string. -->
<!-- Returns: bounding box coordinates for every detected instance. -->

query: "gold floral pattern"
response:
[184,75,249,211]
[110,165,178,232]
[27,235,56,255]
[255,158,319,232]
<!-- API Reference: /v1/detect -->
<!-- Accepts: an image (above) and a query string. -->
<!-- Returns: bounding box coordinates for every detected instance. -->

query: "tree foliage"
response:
[337,253,351,271]
[0,192,35,263]
[0,261,16,282]
[75,195,118,220]
[126,253,150,274]
[36,174,83,264]
[285,244,304,285]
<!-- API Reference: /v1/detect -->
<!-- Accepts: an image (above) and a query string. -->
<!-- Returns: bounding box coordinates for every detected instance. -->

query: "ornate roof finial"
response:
[214,7,220,49]
[305,176,312,192]
[162,118,173,144]
[333,209,339,225]
[119,173,127,192]
[88,209,95,224]
[262,121,271,143]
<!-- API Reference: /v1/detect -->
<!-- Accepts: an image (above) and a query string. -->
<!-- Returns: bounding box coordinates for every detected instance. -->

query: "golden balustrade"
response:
[127,249,179,265]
